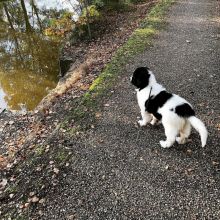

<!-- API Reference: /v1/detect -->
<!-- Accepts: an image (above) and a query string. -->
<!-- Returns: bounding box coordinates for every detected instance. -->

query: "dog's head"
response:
[130,67,151,90]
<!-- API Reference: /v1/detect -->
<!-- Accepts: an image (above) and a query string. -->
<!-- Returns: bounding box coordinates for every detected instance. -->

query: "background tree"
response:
[2,3,14,30]
[30,0,43,32]
[20,0,32,32]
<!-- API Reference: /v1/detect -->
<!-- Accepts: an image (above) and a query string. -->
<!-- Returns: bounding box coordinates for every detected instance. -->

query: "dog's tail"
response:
[188,116,208,147]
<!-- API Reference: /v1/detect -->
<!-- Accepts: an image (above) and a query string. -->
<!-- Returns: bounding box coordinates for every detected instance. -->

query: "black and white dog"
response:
[131,67,208,148]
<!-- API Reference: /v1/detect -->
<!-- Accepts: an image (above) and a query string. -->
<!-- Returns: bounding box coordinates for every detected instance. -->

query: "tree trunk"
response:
[20,0,32,32]
[3,3,15,30]
[84,0,92,40]
[30,0,43,32]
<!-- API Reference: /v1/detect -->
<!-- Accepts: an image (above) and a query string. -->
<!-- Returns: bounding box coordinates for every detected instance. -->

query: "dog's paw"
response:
[176,137,186,144]
[138,120,147,127]
[150,119,161,126]
[160,140,172,148]
[157,120,162,125]
[150,119,157,125]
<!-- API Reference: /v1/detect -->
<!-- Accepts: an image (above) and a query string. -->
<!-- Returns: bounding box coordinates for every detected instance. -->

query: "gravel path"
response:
[35,0,220,219]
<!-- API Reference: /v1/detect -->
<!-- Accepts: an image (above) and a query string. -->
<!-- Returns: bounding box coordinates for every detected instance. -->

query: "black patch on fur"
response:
[131,67,150,90]
[175,103,195,117]
[145,91,173,120]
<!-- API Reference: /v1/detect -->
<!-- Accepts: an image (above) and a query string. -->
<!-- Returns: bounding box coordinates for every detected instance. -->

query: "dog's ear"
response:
[131,67,150,90]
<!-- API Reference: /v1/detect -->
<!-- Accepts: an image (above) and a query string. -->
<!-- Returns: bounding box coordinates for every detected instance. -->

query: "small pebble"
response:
[32,196,39,203]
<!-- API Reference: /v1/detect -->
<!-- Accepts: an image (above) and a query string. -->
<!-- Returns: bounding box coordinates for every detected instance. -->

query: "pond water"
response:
[0,0,77,111]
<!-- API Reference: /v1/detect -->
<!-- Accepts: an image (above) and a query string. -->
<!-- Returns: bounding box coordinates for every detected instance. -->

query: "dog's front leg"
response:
[150,116,158,125]
[138,110,152,126]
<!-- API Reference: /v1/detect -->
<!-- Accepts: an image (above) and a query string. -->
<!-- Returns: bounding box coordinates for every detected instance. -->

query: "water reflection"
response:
[0,0,72,111]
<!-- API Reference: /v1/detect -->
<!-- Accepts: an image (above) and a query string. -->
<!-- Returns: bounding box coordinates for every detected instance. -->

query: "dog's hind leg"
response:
[160,124,178,148]
[176,121,191,144]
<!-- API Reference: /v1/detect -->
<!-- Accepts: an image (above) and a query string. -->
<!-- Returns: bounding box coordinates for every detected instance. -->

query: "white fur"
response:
[135,71,208,148]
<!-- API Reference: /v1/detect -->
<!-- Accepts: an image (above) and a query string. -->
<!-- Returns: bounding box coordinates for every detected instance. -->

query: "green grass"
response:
[67,0,174,126]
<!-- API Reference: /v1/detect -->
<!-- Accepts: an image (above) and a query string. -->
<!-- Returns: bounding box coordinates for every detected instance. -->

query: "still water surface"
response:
[0,0,75,111]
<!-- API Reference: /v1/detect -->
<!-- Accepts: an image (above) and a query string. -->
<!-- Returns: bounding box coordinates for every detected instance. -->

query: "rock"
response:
[36,167,42,171]
[9,121,14,125]
[19,204,24,209]
[32,196,40,203]
[165,165,169,170]
[29,191,35,196]
[53,168,59,174]
[39,198,46,204]
[9,193,14,199]
[24,202,30,208]
[66,214,76,220]
[0,178,7,189]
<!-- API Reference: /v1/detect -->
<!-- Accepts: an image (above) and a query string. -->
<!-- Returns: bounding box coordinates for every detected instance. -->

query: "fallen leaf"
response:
[95,112,102,118]
[186,149,192,154]
[0,155,7,164]
[212,161,219,166]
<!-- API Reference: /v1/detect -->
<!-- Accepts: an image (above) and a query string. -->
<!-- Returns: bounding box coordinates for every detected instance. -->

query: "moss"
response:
[23,149,44,167]
[5,184,17,194]
[67,0,174,127]
[55,149,69,164]
[13,215,28,220]
[67,125,81,135]
[1,208,29,220]
[34,145,45,156]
